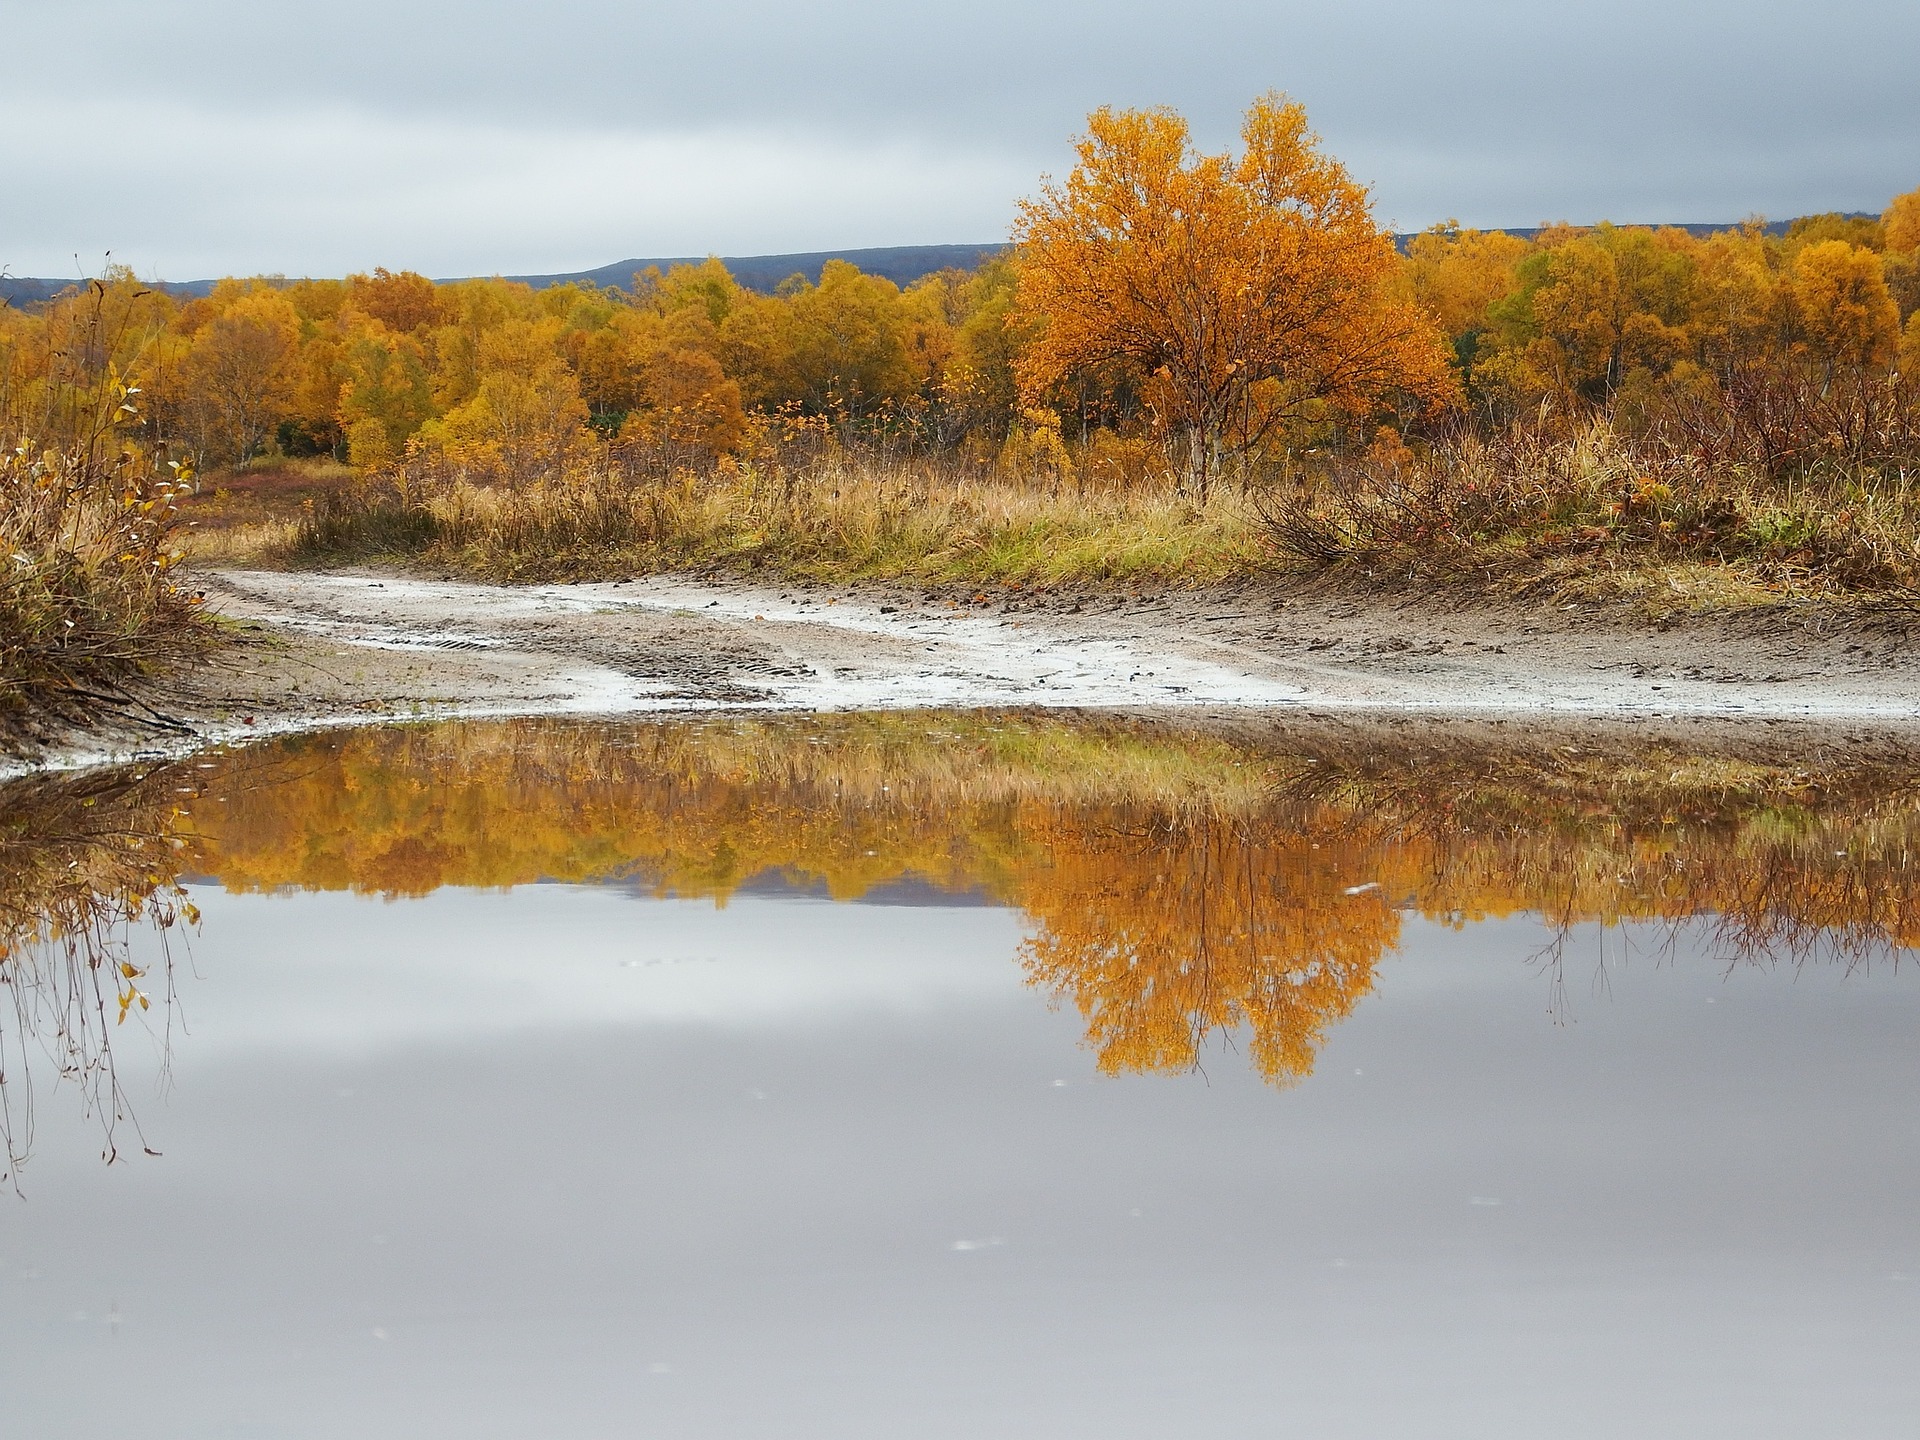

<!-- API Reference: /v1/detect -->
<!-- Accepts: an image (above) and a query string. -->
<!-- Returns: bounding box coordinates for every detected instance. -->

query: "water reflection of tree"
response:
[0,761,198,1184]
[174,715,1920,1086]
[1018,809,1392,1081]
[12,716,1915,1187]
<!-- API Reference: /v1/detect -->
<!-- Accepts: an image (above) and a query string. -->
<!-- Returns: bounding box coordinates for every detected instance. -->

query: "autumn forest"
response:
[9,108,1918,489]
[12,11,1920,1420]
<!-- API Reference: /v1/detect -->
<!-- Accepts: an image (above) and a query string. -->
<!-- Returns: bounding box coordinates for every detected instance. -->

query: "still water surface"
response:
[3,714,1917,1438]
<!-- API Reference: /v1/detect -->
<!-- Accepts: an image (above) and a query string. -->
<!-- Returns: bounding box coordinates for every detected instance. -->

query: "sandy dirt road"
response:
[171,568,1920,731]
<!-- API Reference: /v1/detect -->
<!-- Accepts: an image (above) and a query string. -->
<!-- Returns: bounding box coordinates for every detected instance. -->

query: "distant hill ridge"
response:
[0,221,1870,306]
[0,243,1008,306]
[501,244,1009,295]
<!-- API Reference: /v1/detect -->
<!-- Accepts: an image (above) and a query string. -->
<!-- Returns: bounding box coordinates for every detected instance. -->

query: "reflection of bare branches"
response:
[1525,924,1575,1025]
[0,761,198,1187]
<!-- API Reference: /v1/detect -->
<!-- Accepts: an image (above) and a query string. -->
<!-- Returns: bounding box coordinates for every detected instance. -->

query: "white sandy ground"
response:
[14,567,1920,774]
[205,566,1920,715]
[210,571,1314,711]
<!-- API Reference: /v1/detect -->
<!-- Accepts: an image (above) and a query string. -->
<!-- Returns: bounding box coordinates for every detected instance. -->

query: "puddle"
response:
[2,713,1917,1438]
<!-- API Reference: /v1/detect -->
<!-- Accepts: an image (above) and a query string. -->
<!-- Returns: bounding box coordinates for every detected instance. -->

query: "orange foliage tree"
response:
[1791,239,1900,379]
[178,286,304,463]
[1012,94,1459,498]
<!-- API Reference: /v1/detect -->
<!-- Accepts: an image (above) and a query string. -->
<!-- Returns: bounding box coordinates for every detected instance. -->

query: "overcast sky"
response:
[4,0,1916,280]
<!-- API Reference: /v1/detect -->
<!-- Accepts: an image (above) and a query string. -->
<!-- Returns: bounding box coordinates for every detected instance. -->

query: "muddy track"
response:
[146,566,1916,734]
[13,566,1920,771]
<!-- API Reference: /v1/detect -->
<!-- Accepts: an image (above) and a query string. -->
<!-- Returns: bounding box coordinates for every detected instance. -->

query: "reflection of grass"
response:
[0,761,199,1184]
[10,712,1919,1118]
[185,712,1299,900]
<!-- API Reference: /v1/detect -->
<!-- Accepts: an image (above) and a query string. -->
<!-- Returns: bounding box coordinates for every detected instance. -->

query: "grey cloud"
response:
[4,0,1916,274]
[30,0,1914,146]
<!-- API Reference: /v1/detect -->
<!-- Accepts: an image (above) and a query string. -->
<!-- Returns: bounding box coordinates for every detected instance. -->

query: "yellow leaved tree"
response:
[1878,187,1920,257]
[1012,93,1458,498]
[1791,240,1900,380]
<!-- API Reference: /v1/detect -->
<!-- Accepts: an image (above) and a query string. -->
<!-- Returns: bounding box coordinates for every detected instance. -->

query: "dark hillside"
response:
[0,275,94,305]
[0,243,1007,306]
[505,243,1007,293]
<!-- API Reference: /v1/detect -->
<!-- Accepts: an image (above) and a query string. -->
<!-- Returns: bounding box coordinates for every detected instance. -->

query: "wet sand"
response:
[25,565,1920,768]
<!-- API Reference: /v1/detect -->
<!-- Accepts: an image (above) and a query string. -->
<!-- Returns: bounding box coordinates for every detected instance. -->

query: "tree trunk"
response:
[1184,425,1212,505]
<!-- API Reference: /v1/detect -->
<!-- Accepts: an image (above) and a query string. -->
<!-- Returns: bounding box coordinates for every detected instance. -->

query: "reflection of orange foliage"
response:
[180,715,1920,1084]
[190,719,1024,902]
[1018,811,1402,1081]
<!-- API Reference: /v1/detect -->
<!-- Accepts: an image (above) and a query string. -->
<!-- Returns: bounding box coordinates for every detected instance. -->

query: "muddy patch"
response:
[43,566,1916,769]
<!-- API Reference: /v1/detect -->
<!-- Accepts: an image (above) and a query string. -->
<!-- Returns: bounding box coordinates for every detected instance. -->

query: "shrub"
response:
[0,289,213,750]
[1258,420,1920,600]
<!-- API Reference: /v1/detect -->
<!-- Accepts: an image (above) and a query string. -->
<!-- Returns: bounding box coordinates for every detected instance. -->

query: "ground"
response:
[29,564,1897,772]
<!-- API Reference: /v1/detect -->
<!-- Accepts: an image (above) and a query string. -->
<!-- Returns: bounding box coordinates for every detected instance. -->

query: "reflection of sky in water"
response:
[6,885,1918,1439]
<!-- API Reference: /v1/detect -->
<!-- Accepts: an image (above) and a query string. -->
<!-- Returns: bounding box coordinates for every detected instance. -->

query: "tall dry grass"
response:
[278,450,1266,587]
[1,436,210,746]
[1260,421,1920,605]
[257,357,1920,610]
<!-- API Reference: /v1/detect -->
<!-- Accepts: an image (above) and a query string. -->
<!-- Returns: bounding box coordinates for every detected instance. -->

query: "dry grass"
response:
[1259,422,1920,611]
[177,456,353,566]
[1,437,215,751]
[181,455,356,533]
[200,415,1920,617]
[265,455,1268,587]
[1,282,218,751]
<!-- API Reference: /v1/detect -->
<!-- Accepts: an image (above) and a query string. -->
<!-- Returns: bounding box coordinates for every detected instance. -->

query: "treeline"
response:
[4,186,1916,488]
[0,256,1027,479]
[1406,203,1920,471]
